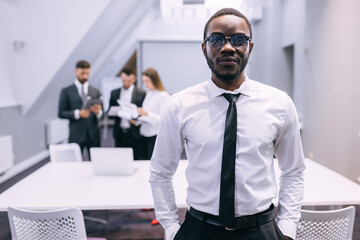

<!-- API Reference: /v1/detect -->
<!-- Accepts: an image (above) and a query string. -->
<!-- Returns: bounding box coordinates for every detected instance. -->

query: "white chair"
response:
[8,207,89,240]
[48,143,107,225]
[49,143,82,162]
[8,207,106,240]
[296,206,356,240]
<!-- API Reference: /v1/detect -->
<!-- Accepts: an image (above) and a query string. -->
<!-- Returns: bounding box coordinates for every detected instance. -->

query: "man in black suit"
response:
[109,66,146,160]
[58,60,103,160]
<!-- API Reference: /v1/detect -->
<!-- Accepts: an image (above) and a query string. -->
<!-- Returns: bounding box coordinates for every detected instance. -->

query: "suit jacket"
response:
[58,84,102,146]
[108,86,146,139]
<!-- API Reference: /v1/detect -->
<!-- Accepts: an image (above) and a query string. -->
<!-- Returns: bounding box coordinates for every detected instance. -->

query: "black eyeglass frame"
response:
[204,34,252,48]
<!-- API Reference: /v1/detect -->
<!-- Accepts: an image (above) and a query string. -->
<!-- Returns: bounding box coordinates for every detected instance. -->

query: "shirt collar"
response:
[74,79,89,90]
[123,84,134,92]
[207,74,252,99]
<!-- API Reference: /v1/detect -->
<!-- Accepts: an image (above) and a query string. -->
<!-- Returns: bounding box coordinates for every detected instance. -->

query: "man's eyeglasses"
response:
[204,34,251,49]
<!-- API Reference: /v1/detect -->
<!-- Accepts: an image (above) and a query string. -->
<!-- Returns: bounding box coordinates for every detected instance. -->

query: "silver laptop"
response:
[90,147,134,175]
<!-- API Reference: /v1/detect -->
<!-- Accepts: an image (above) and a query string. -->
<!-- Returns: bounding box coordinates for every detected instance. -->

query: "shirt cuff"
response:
[97,109,103,119]
[277,219,297,240]
[74,109,80,119]
[164,222,181,240]
[132,120,141,126]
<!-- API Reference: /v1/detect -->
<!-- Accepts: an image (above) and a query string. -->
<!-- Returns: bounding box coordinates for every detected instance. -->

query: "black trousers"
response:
[115,129,144,160]
[143,135,156,160]
[77,141,96,161]
[174,211,287,240]
[71,132,100,161]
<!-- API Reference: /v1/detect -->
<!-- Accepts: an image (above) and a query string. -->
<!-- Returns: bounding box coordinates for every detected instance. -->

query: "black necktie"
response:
[219,93,240,225]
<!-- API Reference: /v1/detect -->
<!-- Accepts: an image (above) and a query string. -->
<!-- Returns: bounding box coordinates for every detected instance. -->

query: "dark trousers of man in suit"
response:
[174,206,286,240]
[115,129,144,160]
[72,130,100,161]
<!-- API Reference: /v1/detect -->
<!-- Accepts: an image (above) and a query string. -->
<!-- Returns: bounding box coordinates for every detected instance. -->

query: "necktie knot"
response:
[223,93,240,103]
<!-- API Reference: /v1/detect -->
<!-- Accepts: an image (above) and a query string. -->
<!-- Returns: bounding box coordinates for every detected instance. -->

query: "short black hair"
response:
[120,65,136,76]
[203,8,252,41]
[76,60,90,69]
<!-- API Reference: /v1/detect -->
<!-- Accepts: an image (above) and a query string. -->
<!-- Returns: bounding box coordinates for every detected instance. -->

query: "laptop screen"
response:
[90,147,134,175]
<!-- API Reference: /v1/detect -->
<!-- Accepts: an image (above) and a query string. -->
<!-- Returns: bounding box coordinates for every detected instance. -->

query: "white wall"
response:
[302,0,360,181]
[281,0,305,117]
[30,0,160,115]
[0,0,115,165]
[13,0,111,114]
[246,0,299,101]
[0,0,162,167]
[281,0,300,47]
[0,1,19,107]
[91,0,160,86]
[141,17,205,41]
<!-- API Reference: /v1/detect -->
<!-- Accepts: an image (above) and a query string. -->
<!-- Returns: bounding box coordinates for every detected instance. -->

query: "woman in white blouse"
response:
[137,68,170,160]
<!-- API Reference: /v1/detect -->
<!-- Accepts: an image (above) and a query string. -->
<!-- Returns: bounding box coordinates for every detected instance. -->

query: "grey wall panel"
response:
[140,41,210,94]
[0,105,55,164]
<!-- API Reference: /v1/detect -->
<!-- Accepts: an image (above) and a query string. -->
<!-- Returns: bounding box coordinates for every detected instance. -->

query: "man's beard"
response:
[206,56,248,82]
[79,78,88,84]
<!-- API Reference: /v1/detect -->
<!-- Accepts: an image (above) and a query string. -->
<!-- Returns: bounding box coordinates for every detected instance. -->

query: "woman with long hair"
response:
[137,68,170,160]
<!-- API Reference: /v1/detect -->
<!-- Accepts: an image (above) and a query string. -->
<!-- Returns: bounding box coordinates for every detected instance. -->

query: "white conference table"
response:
[0,159,360,211]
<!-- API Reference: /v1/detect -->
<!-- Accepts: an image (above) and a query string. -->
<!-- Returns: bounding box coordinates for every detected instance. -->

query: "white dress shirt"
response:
[140,90,170,137]
[73,79,103,119]
[74,78,89,97]
[149,76,305,240]
[119,84,134,129]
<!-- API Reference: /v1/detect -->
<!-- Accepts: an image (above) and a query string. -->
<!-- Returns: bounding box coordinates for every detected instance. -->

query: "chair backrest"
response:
[49,143,82,162]
[296,206,356,240]
[8,207,87,240]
